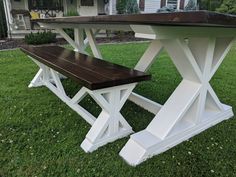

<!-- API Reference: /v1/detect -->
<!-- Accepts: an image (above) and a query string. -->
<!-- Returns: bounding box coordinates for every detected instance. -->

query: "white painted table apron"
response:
[37,22,235,166]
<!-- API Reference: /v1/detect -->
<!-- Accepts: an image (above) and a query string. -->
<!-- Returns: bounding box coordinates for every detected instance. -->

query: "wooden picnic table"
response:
[34,11,236,166]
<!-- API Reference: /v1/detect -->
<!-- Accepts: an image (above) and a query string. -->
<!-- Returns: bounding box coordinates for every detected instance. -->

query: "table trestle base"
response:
[120,104,233,166]
[120,36,235,165]
[28,57,135,152]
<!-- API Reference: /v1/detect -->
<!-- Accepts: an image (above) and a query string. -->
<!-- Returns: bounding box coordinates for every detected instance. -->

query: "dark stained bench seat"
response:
[20,46,151,90]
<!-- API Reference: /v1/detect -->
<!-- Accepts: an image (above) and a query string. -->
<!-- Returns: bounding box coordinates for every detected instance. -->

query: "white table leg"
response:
[120,37,235,166]
[134,39,163,72]
[83,29,100,49]
[85,29,102,59]
[74,28,87,52]
[127,40,164,114]
[57,28,80,52]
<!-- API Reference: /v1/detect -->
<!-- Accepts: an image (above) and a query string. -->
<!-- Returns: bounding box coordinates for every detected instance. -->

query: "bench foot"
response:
[28,68,44,88]
[81,129,132,152]
[28,57,67,88]
[81,126,132,153]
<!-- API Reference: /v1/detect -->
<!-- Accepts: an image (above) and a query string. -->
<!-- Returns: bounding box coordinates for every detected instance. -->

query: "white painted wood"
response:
[24,0,28,10]
[161,39,202,82]
[57,28,100,56]
[131,25,157,39]
[177,0,180,10]
[120,35,235,166]
[33,20,235,166]
[210,37,235,78]
[152,26,236,39]
[83,29,100,49]
[28,68,44,88]
[74,28,86,51]
[126,39,163,113]
[5,0,13,23]
[142,0,161,13]
[129,92,162,114]
[56,27,100,54]
[2,0,9,31]
[50,69,66,96]
[120,104,233,166]
[63,0,68,14]
[69,101,96,126]
[56,28,80,51]
[85,29,102,59]
[109,0,113,15]
[135,33,157,39]
[131,26,236,40]
[81,84,135,152]
[147,80,201,139]
[134,39,163,72]
[3,0,13,33]
[28,56,135,152]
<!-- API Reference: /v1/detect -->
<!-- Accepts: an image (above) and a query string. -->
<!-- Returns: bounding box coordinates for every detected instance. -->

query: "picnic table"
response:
[30,11,236,166]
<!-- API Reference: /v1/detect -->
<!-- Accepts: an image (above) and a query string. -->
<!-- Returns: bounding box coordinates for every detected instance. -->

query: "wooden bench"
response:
[20,46,151,152]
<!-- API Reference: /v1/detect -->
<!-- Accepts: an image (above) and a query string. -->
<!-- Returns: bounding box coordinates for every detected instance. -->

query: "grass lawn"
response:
[0,42,235,177]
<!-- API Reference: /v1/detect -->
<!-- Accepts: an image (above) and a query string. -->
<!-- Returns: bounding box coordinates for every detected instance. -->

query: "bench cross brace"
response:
[81,84,135,152]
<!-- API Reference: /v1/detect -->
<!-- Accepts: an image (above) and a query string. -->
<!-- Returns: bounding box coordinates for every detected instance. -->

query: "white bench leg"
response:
[28,56,135,152]
[120,37,235,166]
[28,58,96,125]
[28,68,44,88]
[80,84,135,152]
[28,57,67,88]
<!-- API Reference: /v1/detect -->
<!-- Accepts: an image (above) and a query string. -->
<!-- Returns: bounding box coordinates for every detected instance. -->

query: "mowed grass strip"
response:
[0,42,235,177]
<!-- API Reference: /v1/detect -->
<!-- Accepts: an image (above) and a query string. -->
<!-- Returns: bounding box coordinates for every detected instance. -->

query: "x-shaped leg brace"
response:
[79,84,135,152]
[28,57,135,152]
[120,37,235,166]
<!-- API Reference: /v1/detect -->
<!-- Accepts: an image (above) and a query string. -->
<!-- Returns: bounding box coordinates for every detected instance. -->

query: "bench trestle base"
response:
[29,57,135,152]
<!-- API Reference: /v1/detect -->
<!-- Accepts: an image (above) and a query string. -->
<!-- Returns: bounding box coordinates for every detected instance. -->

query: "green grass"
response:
[0,42,235,177]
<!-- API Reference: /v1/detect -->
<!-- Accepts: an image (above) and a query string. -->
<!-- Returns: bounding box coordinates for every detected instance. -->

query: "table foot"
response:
[120,104,233,166]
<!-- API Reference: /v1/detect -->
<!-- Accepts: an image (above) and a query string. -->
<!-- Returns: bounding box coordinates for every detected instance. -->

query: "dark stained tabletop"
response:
[35,11,236,28]
[20,46,151,90]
